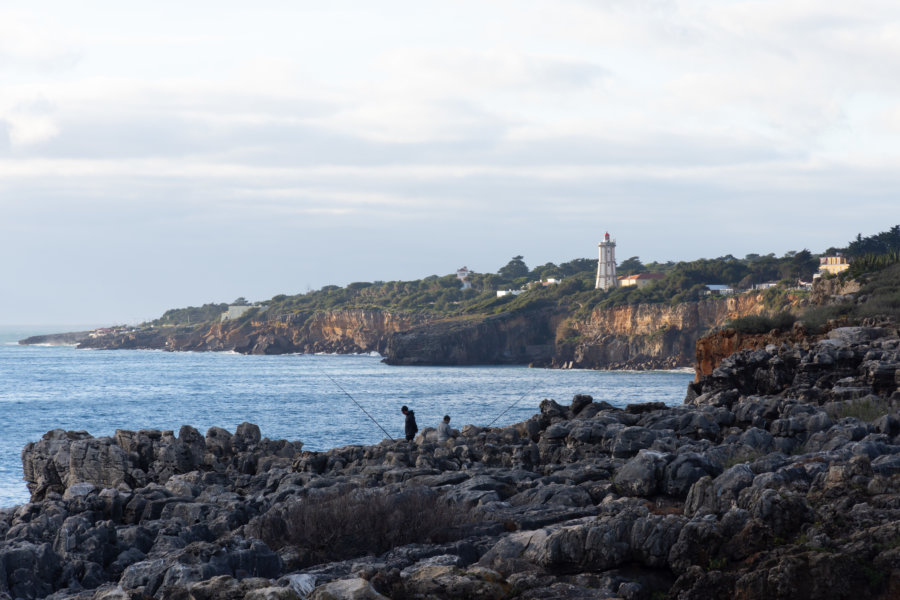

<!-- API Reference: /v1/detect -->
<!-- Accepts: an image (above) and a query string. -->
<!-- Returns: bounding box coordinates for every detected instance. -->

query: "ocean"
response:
[0,326,694,507]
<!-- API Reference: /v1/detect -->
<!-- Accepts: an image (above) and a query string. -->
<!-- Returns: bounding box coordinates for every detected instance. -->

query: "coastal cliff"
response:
[18,331,95,346]
[561,294,773,370]
[693,326,820,382]
[387,294,789,368]
[76,309,429,355]
[30,293,797,370]
[4,325,900,599]
[383,308,561,366]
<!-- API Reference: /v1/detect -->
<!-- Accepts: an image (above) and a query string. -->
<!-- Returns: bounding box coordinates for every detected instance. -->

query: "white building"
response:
[456,266,472,290]
[818,255,850,275]
[702,285,734,296]
[618,273,664,289]
[496,290,524,297]
[595,232,617,290]
[221,305,261,320]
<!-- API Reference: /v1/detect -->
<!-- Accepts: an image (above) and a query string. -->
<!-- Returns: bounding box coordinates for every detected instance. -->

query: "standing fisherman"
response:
[401,405,418,441]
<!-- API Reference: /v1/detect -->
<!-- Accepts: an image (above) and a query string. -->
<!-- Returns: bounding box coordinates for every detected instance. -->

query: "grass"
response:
[826,397,899,422]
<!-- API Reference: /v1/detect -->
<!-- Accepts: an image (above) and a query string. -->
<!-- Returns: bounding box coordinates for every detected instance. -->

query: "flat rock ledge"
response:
[2,326,900,599]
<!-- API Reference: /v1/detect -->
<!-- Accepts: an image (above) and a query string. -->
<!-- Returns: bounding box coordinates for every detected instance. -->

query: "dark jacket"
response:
[405,410,418,438]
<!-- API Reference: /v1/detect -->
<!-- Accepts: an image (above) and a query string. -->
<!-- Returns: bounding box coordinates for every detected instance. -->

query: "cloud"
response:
[0,10,81,73]
[2,1,900,324]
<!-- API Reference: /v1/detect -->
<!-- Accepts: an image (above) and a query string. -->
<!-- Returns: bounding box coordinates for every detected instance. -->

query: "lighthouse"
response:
[595,232,617,290]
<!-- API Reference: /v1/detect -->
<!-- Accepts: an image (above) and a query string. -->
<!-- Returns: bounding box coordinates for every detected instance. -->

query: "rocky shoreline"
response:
[3,325,900,599]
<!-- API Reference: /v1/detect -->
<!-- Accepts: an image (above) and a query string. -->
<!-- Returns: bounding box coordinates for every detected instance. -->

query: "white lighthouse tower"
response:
[595,232,617,290]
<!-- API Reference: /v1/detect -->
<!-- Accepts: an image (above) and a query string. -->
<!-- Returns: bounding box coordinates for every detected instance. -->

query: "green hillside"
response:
[148,225,900,327]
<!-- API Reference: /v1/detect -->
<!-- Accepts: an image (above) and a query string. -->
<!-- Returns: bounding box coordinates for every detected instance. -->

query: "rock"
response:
[827,327,888,345]
[611,427,659,458]
[401,565,507,600]
[684,464,755,517]
[614,450,671,497]
[309,578,389,600]
[663,453,721,498]
[570,395,593,416]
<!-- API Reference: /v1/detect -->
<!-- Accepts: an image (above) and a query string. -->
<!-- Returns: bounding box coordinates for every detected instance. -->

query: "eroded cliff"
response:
[60,294,790,369]
[76,309,429,355]
[558,294,780,370]
[383,308,562,366]
[383,294,786,369]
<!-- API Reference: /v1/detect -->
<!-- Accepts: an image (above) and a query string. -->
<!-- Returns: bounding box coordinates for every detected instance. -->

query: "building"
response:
[496,290,524,298]
[702,284,734,296]
[221,305,261,320]
[595,232,617,290]
[618,273,664,289]
[752,282,779,290]
[818,255,850,276]
[456,266,472,290]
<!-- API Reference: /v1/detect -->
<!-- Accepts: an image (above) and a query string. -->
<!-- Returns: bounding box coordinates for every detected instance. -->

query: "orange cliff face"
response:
[563,294,776,369]
[693,326,820,382]
[155,309,432,355]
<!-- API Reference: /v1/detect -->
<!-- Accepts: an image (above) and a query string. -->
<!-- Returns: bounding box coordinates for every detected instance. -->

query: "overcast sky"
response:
[2,1,898,326]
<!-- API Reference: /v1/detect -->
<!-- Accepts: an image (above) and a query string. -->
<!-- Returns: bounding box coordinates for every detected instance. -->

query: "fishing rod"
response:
[486,378,543,428]
[313,361,394,441]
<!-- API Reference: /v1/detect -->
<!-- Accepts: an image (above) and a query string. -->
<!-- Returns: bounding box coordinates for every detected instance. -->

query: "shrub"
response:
[726,312,796,334]
[799,303,854,334]
[827,397,899,422]
[246,486,482,566]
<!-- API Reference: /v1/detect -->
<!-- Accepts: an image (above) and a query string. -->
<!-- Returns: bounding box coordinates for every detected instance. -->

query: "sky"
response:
[2,1,899,326]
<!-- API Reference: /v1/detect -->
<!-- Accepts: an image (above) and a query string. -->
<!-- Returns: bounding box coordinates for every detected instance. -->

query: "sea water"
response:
[0,326,694,507]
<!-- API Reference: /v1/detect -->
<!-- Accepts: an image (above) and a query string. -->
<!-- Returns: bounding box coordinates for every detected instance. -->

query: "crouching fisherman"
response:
[436,415,458,442]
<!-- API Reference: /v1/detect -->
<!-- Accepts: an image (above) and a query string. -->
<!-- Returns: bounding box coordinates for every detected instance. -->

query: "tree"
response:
[617,256,645,275]
[530,262,561,280]
[846,225,900,258]
[789,249,817,279]
[498,255,529,280]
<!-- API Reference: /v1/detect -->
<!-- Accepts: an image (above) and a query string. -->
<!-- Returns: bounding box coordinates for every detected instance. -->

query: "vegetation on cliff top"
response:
[148,225,900,328]
[801,261,900,331]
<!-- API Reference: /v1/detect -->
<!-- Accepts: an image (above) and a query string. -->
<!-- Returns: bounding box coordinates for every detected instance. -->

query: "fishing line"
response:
[311,359,394,441]
[486,378,543,428]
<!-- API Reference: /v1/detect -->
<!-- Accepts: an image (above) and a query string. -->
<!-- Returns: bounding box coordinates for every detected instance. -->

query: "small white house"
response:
[496,290,525,298]
[702,284,734,296]
[221,305,261,320]
[618,273,665,289]
[456,266,472,290]
[753,282,779,290]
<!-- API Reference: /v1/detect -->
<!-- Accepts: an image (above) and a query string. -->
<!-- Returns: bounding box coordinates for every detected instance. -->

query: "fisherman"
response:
[401,405,418,441]
[436,415,456,442]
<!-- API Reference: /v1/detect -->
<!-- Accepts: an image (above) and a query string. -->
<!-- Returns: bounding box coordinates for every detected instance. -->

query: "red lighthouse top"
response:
[604,232,610,241]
